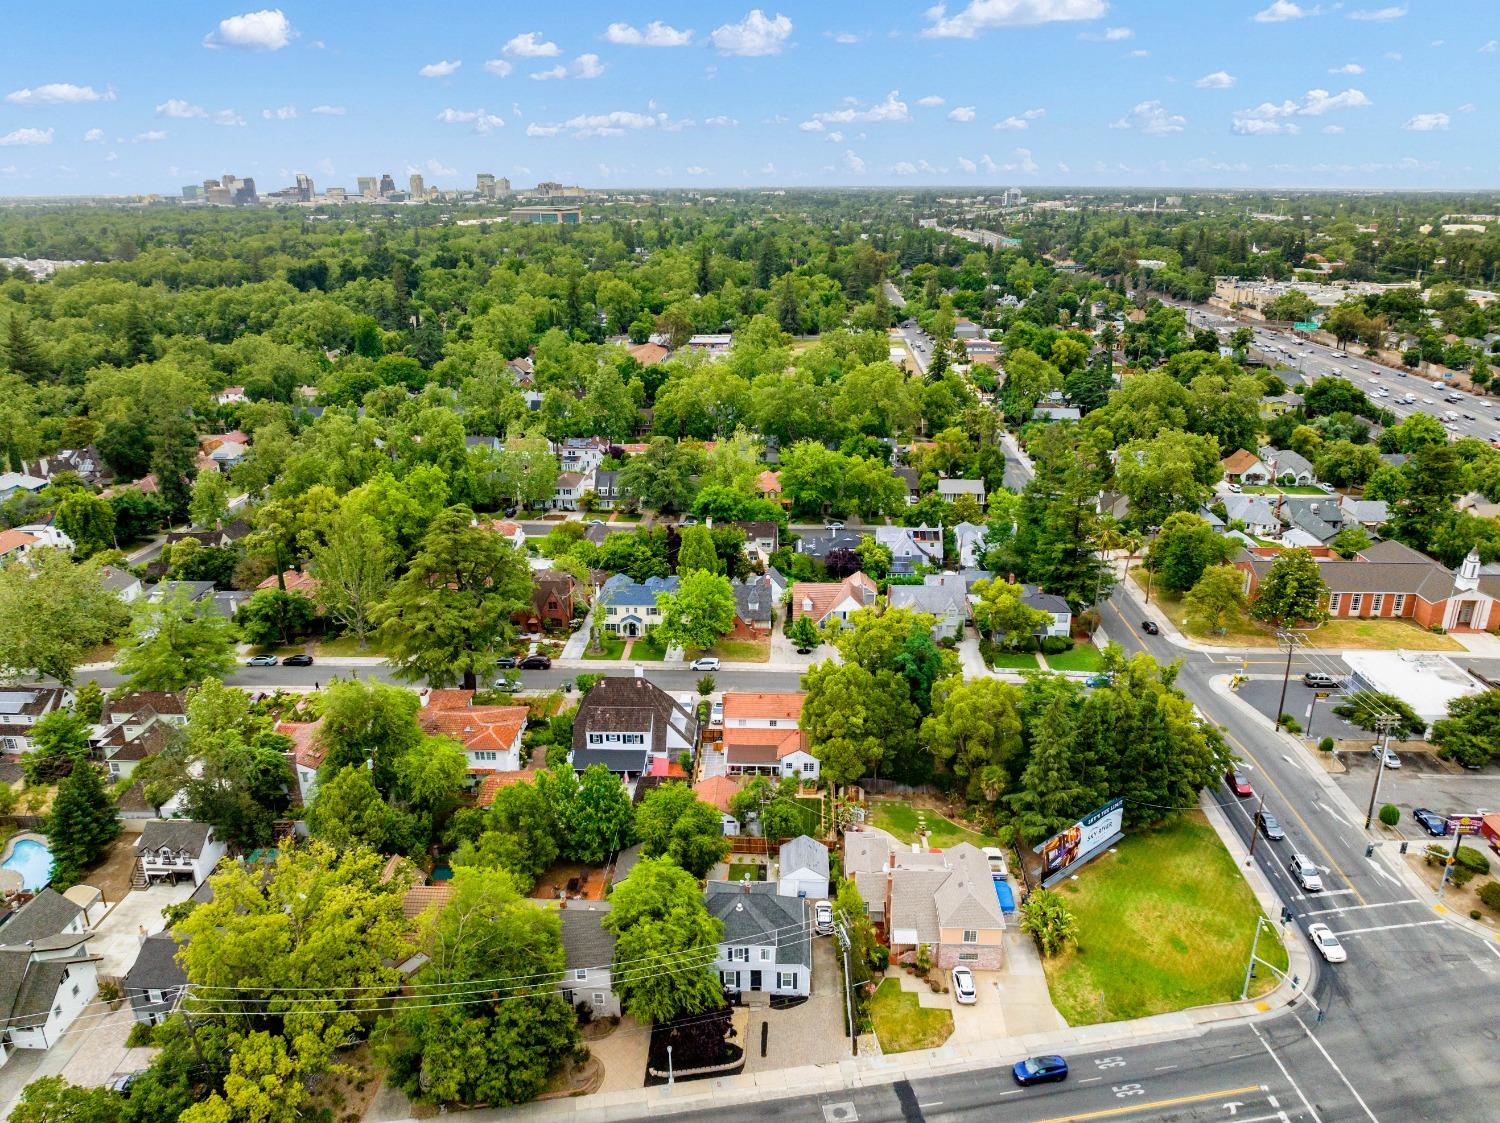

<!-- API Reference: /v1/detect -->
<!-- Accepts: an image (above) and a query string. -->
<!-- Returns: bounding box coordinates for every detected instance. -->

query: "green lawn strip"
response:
[870,978,954,1053]
[988,652,1040,669]
[632,637,668,662]
[711,638,771,662]
[582,636,626,661]
[870,800,1000,849]
[726,862,764,882]
[1045,646,1105,672]
[791,796,824,835]
[1043,812,1287,1026]
[314,634,389,658]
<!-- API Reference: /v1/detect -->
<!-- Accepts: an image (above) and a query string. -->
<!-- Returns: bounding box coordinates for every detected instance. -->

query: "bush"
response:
[125,1021,155,1047]
[1424,844,1448,867]
[1378,804,1400,827]
[1318,736,1335,752]
[1041,636,1073,655]
[1280,714,1302,734]
[1477,881,1500,912]
[1456,846,1491,876]
[574,672,603,695]
[1450,865,1475,888]
[1471,909,1482,921]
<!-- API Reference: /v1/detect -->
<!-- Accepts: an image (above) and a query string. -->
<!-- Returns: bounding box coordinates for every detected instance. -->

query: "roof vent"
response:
[735,900,745,911]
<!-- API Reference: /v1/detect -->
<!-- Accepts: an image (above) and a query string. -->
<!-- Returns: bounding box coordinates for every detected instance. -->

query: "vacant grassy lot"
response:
[871,799,1001,849]
[1046,645,1106,672]
[870,978,954,1053]
[1043,812,1287,1025]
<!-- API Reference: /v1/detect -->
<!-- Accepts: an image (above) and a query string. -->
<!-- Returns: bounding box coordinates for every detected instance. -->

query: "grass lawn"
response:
[1240,485,1329,496]
[583,635,626,661]
[631,636,668,662]
[1304,617,1462,651]
[870,799,1001,849]
[314,634,389,658]
[1043,812,1287,1026]
[792,796,824,835]
[726,862,765,882]
[870,978,954,1053]
[988,651,1040,669]
[1046,645,1106,672]
[711,637,771,663]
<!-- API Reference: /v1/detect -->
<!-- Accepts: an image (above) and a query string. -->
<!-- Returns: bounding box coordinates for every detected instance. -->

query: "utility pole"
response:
[1362,716,1399,830]
[1272,630,1299,732]
[1438,818,1471,898]
[1247,792,1268,859]
[835,920,858,1056]
[1240,916,1268,1000]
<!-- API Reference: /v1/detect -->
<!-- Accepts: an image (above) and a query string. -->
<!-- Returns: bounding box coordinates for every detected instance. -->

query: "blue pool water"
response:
[993,878,1016,913]
[2,839,54,891]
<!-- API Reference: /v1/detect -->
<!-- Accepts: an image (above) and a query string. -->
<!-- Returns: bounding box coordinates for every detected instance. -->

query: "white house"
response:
[0,687,70,754]
[1021,585,1073,638]
[557,901,620,1018]
[135,821,227,887]
[788,572,877,628]
[0,944,99,1058]
[598,574,679,638]
[570,673,699,778]
[706,882,811,998]
[953,522,986,569]
[721,693,820,782]
[937,479,985,508]
[874,525,943,574]
[888,575,969,641]
[419,690,528,773]
[777,836,830,900]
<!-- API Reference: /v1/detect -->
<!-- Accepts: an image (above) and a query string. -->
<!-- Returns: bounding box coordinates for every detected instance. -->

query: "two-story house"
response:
[1021,585,1073,638]
[524,572,577,631]
[729,575,774,637]
[937,479,986,509]
[135,821,227,887]
[598,574,680,638]
[548,470,591,512]
[720,692,820,782]
[276,719,325,806]
[0,687,70,755]
[0,890,102,1063]
[732,521,780,559]
[91,691,188,784]
[124,931,187,1026]
[591,469,622,510]
[570,672,699,780]
[874,525,944,574]
[555,437,609,477]
[419,689,528,774]
[706,881,811,998]
[788,572,877,628]
[888,575,969,641]
[557,901,620,1018]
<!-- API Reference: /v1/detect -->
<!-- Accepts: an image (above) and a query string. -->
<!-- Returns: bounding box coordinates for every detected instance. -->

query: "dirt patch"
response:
[1405,851,1500,927]
[532,860,609,901]
[86,833,147,904]
[539,1053,603,1100]
[308,1043,384,1123]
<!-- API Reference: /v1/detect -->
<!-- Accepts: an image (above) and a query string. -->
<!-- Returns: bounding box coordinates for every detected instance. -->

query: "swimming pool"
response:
[1,838,55,891]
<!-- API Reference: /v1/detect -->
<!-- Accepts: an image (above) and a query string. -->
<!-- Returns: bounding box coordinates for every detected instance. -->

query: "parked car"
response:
[1413,808,1449,836]
[1227,769,1254,797]
[1084,673,1111,688]
[519,654,552,670]
[951,965,978,1005]
[1256,811,1285,841]
[1308,922,1347,964]
[1371,745,1401,769]
[1288,853,1324,892]
[495,656,518,669]
[494,673,522,691]
[823,520,845,531]
[1226,481,1243,493]
[110,1072,146,1095]
[710,700,724,725]
[246,655,278,666]
[814,900,833,935]
[1302,672,1341,689]
[1012,1055,1069,1086]
[689,656,721,671]
[283,654,314,667]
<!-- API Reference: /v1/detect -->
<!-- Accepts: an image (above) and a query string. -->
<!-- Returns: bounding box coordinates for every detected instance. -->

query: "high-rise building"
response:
[476,172,496,199]
[379,173,396,197]
[408,173,425,199]
[357,176,378,198]
[233,177,258,205]
[496,176,511,196]
[294,173,314,202]
[181,184,201,200]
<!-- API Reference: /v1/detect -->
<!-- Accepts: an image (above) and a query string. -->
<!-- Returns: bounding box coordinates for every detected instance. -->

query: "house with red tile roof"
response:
[693,775,744,836]
[720,692,820,782]
[755,469,782,501]
[256,570,322,597]
[419,689,528,772]
[628,341,670,366]
[788,572,877,628]
[275,720,325,805]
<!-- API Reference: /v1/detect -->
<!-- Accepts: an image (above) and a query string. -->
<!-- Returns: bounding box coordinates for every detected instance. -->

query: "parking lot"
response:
[1331,751,1499,836]
[1237,677,1367,742]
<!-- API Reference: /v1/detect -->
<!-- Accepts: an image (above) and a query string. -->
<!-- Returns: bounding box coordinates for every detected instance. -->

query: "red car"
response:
[1227,769,1254,797]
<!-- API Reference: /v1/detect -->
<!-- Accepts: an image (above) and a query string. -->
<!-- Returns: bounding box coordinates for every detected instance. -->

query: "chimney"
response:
[634,666,644,679]
[741,878,751,894]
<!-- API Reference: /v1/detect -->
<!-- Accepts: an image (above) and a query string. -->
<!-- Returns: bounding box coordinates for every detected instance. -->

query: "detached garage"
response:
[777,835,830,900]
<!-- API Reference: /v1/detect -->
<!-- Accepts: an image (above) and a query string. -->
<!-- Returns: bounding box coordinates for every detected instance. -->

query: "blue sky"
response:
[0,2,1495,194]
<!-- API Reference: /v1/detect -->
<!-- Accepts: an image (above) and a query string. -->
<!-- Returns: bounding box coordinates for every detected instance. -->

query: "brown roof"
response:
[256,570,321,595]
[693,774,742,814]
[106,691,187,718]
[474,770,531,805]
[755,470,781,495]
[722,726,807,763]
[722,692,804,722]
[789,572,877,624]
[1238,540,1468,602]
[424,689,476,712]
[1221,449,1265,475]
[628,342,670,366]
[572,676,697,757]
[0,530,38,555]
[422,706,528,752]
[402,884,453,920]
[275,720,326,770]
[558,471,586,488]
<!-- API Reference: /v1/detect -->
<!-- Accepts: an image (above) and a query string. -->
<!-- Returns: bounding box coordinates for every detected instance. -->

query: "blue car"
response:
[1012,1055,1069,1086]
[1084,674,1111,688]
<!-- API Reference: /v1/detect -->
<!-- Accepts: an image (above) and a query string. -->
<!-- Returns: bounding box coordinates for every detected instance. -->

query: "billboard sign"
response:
[1446,813,1487,837]
[1035,797,1125,885]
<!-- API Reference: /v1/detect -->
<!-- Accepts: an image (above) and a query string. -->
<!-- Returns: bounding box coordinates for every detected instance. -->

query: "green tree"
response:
[1008,691,1099,839]
[454,779,561,891]
[0,552,130,685]
[970,578,1054,649]
[1266,290,1318,323]
[236,588,317,647]
[1430,691,1500,769]
[307,765,406,853]
[604,858,725,1023]
[1018,888,1079,957]
[21,708,92,785]
[1183,565,1248,635]
[787,614,821,652]
[55,491,116,558]
[314,679,421,793]
[1151,512,1235,594]
[922,677,1024,803]
[1328,527,1372,559]
[801,660,921,787]
[676,524,721,576]
[115,585,236,692]
[374,506,533,690]
[308,508,397,649]
[618,437,701,512]
[652,570,736,653]
[1114,430,1222,530]
[634,781,731,877]
[1333,690,1426,741]
[1249,547,1328,627]
[10,1077,121,1123]
[567,763,635,864]
[73,679,104,723]
[46,760,119,887]
[188,469,231,530]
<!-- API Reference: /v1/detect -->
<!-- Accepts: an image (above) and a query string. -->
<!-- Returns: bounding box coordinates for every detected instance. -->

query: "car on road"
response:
[519,654,552,669]
[495,656,518,669]
[1371,745,1401,768]
[283,654,314,667]
[1308,922,1347,963]
[1413,807,1449,836]
[689,656,721,671]
[1288,853,1324,892]
[1256,810,1285,840]
[1141,619,1160,635]
[1084,673,1111,687]
[1012,1055,1069,1086]
[951,965,978,1005]
[246,655,278,666]
[1463,413,1476,421]
[1227,769,1254,797]
[823,520,845,531]
[1302,671,1342,689]
[814,900,833,935]
[1422,398,1435,405]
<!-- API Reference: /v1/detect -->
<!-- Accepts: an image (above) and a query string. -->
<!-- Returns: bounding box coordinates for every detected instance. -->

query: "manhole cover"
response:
[823,1103,858,1122]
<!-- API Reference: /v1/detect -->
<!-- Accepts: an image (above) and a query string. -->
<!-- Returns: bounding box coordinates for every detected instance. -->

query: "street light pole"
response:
[1273,630,1299,733]
[1362,716,1398,831]
[1240,916,1268,1000]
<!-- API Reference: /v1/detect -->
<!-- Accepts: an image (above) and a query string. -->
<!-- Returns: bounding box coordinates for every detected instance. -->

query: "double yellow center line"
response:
[1030,1084,1265,1123]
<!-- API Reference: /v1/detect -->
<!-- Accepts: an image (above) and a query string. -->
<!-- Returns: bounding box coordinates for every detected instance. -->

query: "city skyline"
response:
[0,1,1497,195]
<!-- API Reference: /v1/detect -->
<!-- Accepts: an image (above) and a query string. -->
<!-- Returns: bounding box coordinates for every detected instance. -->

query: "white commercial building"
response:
[1342,651,1485,727]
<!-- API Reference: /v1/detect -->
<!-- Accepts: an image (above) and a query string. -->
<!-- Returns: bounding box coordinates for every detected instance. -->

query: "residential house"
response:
[0,472,47,501]
[937,479,986,508]
[591,469,622,510]
[276,719,325,805]
[0,688,69,754]
[256,570,321,598]
[894,466,920,505]
[548,470,589,511]
[1221,449,1272,486]
[755,470,782,503]
[214,386,247,404]
[851,837,1006,970]
[92,692,188,794]
[1016,585,1072,638]
[207,440,248,472]
[482,520,528,551]
[777,836,830,900]
[627,341,670,367]
[420,689,528,773]
[124,932,186,1026]
[705,881,811,998]
[465,434,502,454]
[729,575,774,637]
[99,565,144,603]
[694,775,743,836]
[555,437,609,477]
[0,902,99,1062]
[25,447,112,488]
[598,574,680,637]
[889,574,970,640]
[135,821,227,887]
[1222,494,1281,539]
[1236,541,1500,633]
[1097,490,1131,522]
[732,521,779,558]
[557,901,620,1018]
[570,673,699,779]
[954,522,986,569]
[793,528,864,563]
[0,525,73,565]
[684,333,734,358]
[720,692,820,782]
[874,525,944,574]
[522,571,577,630]
[788,572,877,628]
[1258,446,1318,486]
[1031,406,1082,423]
[953,318,982,340]
[0,890,87,945]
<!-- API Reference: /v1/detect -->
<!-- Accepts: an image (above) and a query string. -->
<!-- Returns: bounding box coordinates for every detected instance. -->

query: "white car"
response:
[689,656,721,671]
[951,965,978,1005]
[1372,746,1401,768]
[814,899,833,935]
[1308,922,1347,963]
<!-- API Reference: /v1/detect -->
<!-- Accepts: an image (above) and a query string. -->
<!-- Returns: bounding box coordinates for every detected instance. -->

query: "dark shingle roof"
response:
[571,747,649,774]
[558,903,615,970]
[705,882,810,968]
[125,932,187,1009]
[0,890,83,944]
[572,676,697,758]
[138,820,214,857]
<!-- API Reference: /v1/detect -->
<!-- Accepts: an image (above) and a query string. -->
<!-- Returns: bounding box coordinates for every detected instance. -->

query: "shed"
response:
[777,835,830,900]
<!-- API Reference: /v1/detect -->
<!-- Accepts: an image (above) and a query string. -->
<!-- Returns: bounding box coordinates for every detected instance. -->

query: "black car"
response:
[496,656,518,669]
[1012,1055,1069,1086]
[1412,808,1449,837]
[1141,620,1160,635]
[284,654,314,667]
[1255,811,1285,841]
[519,654,552,670]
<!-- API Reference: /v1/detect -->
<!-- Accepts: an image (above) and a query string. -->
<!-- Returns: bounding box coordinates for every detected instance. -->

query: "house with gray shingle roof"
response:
[598,574,679,638]
[1258,446,1318,486]
[1222,494,1280,538]
[557,901,619,1018]
[887,842,1006,971]
[0,890,86,946]
[136,821,227,886]
[125,932,187,1026]
[888,575,969,640]
[706,881,811,997]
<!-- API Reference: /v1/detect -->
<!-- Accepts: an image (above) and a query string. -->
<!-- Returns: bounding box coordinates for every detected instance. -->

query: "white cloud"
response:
[526,123,560,137]
[1480,41,1498,54]
[1013,146,1038,172]
[802,90,909,129]
[530,54,604,80]
[528,110,661,138]
[1232,87,1371,133]
[310,104,346,115]
[1110,100,1185,135]
[419,59,462,77]
[704,115,738,126]
[916,95,946,107]
[1403,112,1450,131]
[1194,70,1236,88]
[483,58,514,77]
[262,105,297,119]
[83,128,104,142]
[948,105,976,122]
[1253,1,1310,22]
[156,99,205,119]
[957,155,977,172]
[1128,48,1149,57]
[685,165,709,175]
[437,107,505,133]
[994,107,1046,129]
[1348,5,1405,19]
[832,31,862,44]
[425,158,458,177]
[1104,25,1132,39]
[211,109,246,127]
[1329,62,1363,74]
[1234,117,1299,134]
[892,161,919,175]
[503,32,560,58]
[923,0,1108,39]
[133,130,168,142]
[709,9,793,56]
[1322,124,1344,133]
[1458,102,1476,113]
[842,149,867,174]
[204,9,295,50]
[0,127,53,146]
[604,21,693,47]
[5,83,113,106]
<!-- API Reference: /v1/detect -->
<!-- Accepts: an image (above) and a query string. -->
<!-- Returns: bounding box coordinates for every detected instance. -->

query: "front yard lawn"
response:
[870,799,1001,850]
[631,636,668,661]
[1240,485,1329,496]
[988,651,1040,669]
[1042,812,1287,1025]
[1046,645,1105,672]
[870,978,953,1053]
[314,634,389,658]
[583,635,626,661]
[711,637,771,663]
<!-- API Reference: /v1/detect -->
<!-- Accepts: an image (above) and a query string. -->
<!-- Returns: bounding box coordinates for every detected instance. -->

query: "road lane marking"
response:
[1251,1023,1322,1123]
[1031,1086,1264,1123]
[1330,919,1445,937]
[1294,1015,1379,1123]
[1301,898,1420,917]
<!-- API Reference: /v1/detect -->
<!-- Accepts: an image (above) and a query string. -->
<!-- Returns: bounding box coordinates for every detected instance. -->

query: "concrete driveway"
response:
[89,881,196,980]
[746,936,849,1072]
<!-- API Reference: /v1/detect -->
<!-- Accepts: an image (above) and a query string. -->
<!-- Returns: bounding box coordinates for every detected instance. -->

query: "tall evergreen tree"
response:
[47,761,119,887]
